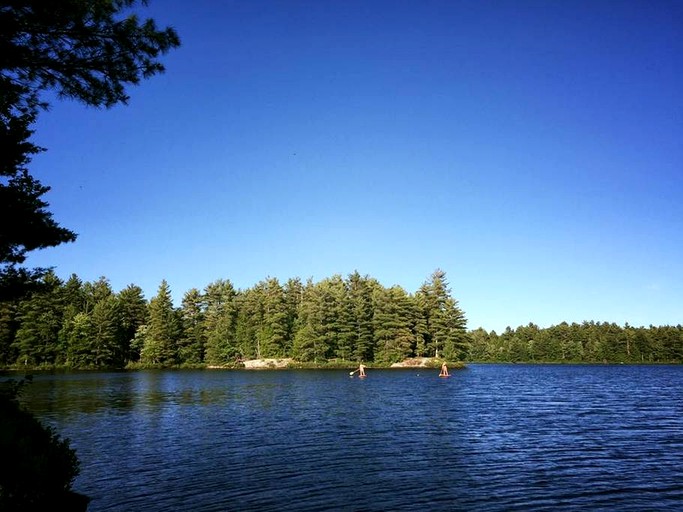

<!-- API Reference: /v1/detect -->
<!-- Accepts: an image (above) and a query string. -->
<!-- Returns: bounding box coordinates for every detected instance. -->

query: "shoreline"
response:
[208,357,465,370]
[1,357,466,373]
[8,360,681,373]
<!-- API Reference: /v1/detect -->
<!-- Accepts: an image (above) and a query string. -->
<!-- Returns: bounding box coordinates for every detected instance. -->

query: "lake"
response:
[15,364,683,511]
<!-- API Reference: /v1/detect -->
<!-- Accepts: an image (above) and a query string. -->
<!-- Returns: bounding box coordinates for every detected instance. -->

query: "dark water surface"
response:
[17,365,683,511]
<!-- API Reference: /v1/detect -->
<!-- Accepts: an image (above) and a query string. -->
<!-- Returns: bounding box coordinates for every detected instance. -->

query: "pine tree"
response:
[12,271,64,366]
[373,286,414,363]
[90,295,123,367]
[82,277,113,313]
[468,327,492,361]
[346,271,375,362]
[61,275,86,311]
[283,277,304,354]
[0,300,19,366]
[140,280,179,366]
[178,288,205,364]
[234,289,260,359]
[117,284,148,362]
[416,269,468,360]
[64,312,93,368]
[0,102,77,299]
[57,275,86,363]
[411,291,428,357]
[292,322,317,362]
[291,280,323,362]
[315,276,345,360]
[203,280,238,364]
[259,278,288,358]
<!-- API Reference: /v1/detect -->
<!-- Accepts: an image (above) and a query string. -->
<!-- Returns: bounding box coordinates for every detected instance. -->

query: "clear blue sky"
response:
[26,0,682,333]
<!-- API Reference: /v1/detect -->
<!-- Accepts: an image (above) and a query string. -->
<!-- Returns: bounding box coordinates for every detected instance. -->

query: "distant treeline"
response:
[470,322,682,364]
[0,269,469,369]
[1,269,680,369]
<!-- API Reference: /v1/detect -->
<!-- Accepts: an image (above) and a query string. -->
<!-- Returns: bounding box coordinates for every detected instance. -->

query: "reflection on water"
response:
[16,365,683,512]
[18,370,244,414]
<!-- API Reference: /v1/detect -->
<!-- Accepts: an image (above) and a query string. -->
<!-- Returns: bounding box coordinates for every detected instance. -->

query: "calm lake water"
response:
[15,364,683,511]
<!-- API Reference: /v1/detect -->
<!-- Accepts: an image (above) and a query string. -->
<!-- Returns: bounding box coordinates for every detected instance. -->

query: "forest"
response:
[0,268,680,370]
[1,269,469,369]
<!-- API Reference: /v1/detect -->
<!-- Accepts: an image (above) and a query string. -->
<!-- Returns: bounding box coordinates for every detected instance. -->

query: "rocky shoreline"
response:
[389,357,441,368]
[208,357,462,370]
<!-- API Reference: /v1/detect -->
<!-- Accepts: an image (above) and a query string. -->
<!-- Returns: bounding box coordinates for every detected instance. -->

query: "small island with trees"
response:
[1,269,473,370]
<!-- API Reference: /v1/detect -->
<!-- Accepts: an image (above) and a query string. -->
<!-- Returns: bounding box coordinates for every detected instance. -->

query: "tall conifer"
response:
[141,280,179,365]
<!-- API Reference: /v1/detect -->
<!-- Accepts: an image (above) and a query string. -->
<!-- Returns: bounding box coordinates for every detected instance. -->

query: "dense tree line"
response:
[1,268,680,369]
[0,269,470,369]
[470,322,682,364]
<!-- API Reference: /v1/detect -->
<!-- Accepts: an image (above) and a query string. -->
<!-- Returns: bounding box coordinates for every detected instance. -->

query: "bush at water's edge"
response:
[0,377,90,511]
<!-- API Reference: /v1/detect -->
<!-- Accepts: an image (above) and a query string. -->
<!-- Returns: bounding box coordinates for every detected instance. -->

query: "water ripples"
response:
[20,365,683,511]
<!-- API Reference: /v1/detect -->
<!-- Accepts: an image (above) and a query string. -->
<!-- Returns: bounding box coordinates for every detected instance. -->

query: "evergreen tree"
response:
[373,286,414,363]
[291,321,317,362]
[82,277,113,313]
[0,99,76,299]
[203,280,238,365]
[416,269,468,360]
[412,292,429,357]
[89,295,123,367]
[258,278,288,358]
[117,284,148,362]
[468,327,493,361]
[130,324,148,362]
[0,300,19,366]
[12,271,64,366]
[1,1,180,298]
[291,280,323,362]
[283,277,304,352]
[234,289,260,359]
[140,280,179,365]
[178,288,205,364]
[516,323,541,361]
[316,276,346,360]
[2,0,181,109]
[57,275,83,358]
[61,274,86,311]
[346,271,375,362]
[443,300,469,360]
[663,326,683,362]
[57,275,86,363]
[64,312,93,368]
